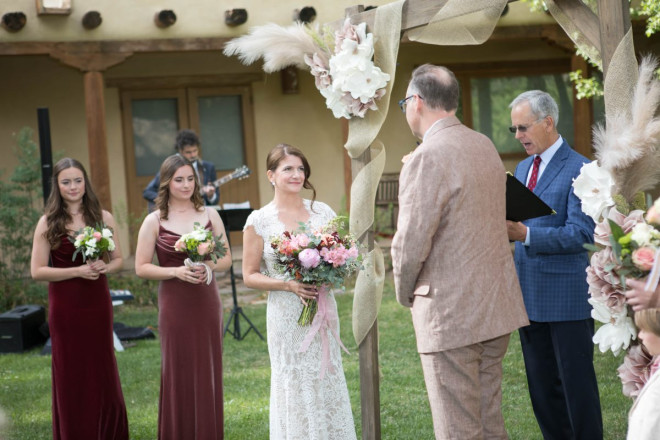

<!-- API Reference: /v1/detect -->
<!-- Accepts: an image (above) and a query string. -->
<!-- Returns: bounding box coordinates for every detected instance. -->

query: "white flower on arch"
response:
[572,161,615,222]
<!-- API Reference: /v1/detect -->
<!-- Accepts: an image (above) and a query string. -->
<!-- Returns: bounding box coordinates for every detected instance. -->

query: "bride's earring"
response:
[270,180,274,186]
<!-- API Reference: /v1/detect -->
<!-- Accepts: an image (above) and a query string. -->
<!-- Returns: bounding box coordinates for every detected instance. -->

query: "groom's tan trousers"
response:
[419,333,511,440]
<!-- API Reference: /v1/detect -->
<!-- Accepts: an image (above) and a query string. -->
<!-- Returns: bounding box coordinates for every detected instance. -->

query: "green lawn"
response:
[0,276,630,439]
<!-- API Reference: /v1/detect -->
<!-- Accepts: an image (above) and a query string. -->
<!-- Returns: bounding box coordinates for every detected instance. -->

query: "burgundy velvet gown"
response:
[156,221,224,440]
[48,236,128,440]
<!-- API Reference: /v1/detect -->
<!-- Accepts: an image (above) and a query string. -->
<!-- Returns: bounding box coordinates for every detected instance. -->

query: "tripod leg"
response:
[233,304,242,339]
[223,244,263,341]
[223,308,238,337]
[237,307,265,341]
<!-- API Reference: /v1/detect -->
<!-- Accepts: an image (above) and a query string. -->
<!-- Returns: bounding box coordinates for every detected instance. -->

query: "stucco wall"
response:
[0,55,130,252]
[0,1,574,256]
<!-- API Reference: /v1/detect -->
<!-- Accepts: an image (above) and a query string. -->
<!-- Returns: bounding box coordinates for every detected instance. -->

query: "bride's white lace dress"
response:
[244,199,357,440]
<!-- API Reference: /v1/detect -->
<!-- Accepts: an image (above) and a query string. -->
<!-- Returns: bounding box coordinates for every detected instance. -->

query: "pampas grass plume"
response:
[594,56,660,201]
[223,23,323,73]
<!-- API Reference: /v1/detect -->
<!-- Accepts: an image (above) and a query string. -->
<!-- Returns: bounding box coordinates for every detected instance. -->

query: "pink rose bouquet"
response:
[174,222,227,284]
[270,216,361,326]
[581,197,660,395]
[70,223,116,262]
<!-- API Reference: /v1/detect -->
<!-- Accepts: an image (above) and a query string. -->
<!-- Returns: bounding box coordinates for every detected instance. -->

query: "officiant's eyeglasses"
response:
[508,118,544,134]
[398,95,423,113]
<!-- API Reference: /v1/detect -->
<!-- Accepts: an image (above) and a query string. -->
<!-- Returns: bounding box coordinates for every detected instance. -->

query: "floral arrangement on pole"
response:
[572,56,660,398]
[70,224,116,262]
[270,216,361,326]
[174,222,227,285]
[223,19,390,119]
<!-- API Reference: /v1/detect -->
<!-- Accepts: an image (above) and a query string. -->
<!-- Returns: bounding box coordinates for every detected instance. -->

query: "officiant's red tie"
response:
[527,155,542,191]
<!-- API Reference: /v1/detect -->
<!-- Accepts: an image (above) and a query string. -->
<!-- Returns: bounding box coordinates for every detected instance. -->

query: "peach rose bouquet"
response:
[607,217,660,285]
[174,222,227,285]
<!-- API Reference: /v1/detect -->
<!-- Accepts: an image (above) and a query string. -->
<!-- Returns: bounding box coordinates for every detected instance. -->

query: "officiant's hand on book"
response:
[506,220,527,242]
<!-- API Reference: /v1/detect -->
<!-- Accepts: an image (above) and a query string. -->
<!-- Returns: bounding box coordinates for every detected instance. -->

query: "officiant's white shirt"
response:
[522,136,563,246]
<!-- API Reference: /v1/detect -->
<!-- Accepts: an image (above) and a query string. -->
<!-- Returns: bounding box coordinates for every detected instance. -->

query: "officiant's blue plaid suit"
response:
[513,139,603,440]
[513,140,594,321]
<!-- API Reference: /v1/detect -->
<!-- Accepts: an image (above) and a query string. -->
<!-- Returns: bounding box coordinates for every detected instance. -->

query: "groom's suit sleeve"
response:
[391,145,446,307]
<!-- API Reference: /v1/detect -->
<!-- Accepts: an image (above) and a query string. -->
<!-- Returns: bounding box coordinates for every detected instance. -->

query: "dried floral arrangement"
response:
[223,19,390,119]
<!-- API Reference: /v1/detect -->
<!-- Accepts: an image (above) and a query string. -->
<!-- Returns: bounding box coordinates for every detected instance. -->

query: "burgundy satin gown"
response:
[156,221,224,440]
[48,236,128,440]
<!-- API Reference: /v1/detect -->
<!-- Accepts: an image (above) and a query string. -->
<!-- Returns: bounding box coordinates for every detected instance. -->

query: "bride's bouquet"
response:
[70,224,116,263]
[270,216,361,325]
[174,222,227,285]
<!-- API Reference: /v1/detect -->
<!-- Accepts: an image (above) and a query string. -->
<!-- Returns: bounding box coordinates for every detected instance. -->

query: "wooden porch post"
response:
[84,70,112,211]
[571,54,594,159]
[49,51,133,212]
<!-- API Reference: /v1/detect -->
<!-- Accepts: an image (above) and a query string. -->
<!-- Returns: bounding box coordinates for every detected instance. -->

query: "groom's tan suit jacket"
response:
[391,116,529,354]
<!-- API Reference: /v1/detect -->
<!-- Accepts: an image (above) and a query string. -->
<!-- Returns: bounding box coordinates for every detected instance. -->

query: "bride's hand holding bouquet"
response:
[270,216,361,326]
[270,216,361,378]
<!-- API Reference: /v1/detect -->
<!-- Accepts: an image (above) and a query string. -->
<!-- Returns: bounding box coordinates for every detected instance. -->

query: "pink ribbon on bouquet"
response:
[298,285,350,379]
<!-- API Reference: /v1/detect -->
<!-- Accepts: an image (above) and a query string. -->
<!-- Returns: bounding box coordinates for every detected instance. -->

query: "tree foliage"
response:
[521,0,660,99]
[0,128,48,309]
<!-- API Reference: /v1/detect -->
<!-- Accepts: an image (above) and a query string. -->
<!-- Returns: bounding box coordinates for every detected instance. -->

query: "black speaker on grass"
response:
[0,305,46,353]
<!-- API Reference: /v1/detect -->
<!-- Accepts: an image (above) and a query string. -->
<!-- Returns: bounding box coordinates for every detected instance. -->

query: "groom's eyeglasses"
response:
[398,95,423,113]
[508,118,544,134]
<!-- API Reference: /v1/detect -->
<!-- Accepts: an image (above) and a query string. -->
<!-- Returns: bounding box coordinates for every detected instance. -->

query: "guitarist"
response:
[143,129,219,211]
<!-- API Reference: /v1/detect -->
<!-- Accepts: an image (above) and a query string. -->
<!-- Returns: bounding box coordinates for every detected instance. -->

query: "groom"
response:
[391,64,529,439]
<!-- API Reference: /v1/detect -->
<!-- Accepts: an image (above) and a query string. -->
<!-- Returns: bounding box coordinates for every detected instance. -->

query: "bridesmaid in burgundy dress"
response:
[30,158,128,440]
[135,154,232,440]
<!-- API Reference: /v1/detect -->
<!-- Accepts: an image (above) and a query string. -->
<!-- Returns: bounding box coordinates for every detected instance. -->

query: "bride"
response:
[242,144,357,440]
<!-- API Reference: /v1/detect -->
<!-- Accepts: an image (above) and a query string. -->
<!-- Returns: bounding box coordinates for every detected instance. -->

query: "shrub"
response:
[0,128,48,309]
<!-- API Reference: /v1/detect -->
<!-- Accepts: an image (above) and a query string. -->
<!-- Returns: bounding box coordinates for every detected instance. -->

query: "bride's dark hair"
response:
[44,158,103,249]
[266,144,317,208]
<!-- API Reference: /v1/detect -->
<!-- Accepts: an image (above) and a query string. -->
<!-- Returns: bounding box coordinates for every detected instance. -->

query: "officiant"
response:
[506,90,602,439]
[143,129,219,212]
[391,64,529,440]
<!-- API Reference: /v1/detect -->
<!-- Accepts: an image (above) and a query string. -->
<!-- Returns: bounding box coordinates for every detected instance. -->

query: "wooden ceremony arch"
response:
[334,1,633,439]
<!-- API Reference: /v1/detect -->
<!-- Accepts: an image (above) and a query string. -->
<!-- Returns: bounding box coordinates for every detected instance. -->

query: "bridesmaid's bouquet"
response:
[70,224,116,262]
[174,222,227,284]
[270,216,361,325]
[605,216,660,285]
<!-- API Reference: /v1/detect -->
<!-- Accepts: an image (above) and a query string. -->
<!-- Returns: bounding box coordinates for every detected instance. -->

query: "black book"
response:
[506,173,555,222]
